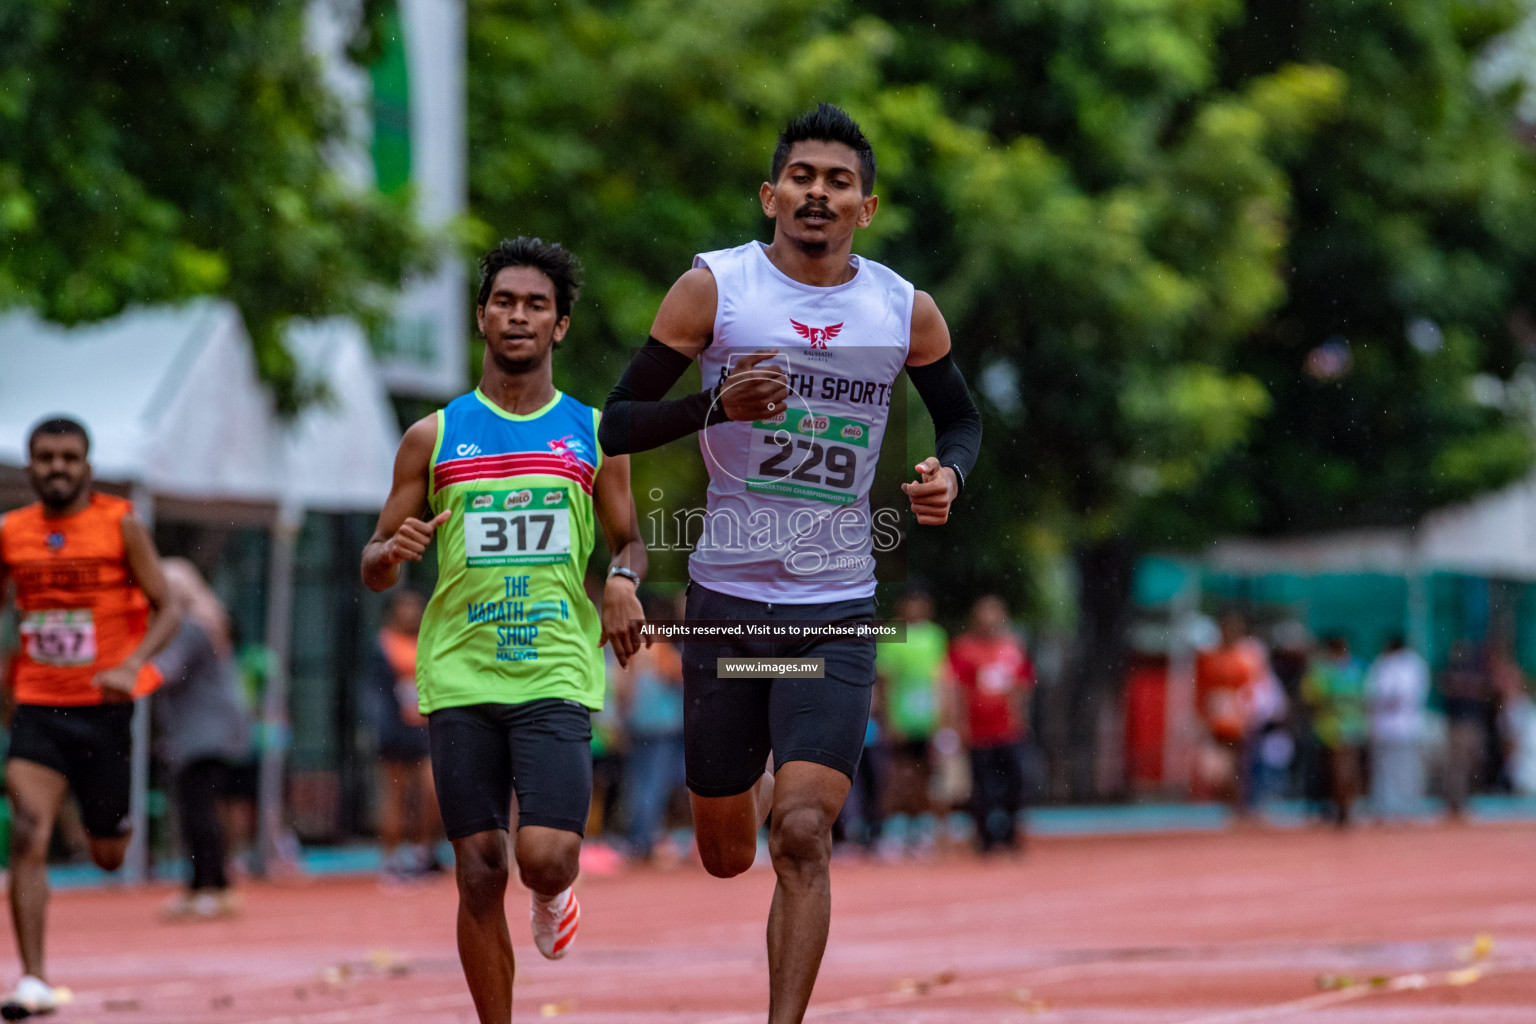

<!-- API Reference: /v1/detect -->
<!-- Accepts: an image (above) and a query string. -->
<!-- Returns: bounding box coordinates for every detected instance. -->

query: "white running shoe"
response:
[1,975,60,1020]
[530,887,580,960]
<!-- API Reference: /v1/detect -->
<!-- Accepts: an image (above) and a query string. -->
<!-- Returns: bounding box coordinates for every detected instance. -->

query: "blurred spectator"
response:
[1269,621,1314,801]
[874,589,948,858]
[589,645,627,839]
[617,593,686,862]
[363,590,440,883]
[154,558,253,919]
[948,596,1033,854]
[1498,658,1536,795]
[1302,635,1367,826]
[1244,646,1289,809]
[1365,635,1428,820]
[1194,612,1271,805]
[1490,648,1529,794]
[1440,639,1493,818]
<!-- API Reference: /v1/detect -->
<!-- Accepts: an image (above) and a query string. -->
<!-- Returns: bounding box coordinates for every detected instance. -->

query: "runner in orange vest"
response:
[0,417,179,1018]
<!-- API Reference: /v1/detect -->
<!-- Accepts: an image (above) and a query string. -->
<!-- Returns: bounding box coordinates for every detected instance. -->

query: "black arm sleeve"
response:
[598,337,729,455]
[906,352,983,492]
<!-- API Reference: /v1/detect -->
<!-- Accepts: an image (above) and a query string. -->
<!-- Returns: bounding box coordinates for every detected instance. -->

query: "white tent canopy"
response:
[1207,475,1536,581]
[0,298,399,514]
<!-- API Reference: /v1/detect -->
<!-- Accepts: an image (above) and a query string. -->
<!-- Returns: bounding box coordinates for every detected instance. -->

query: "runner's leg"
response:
[6,759,68,980]
[691,776,772,878]
[452,829,514,1024]
[431,705,517,1022]
[514,825,580,896]
[766,761,851,1024]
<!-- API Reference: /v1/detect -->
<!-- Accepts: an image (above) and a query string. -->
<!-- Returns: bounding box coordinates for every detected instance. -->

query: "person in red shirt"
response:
[0,417,179,1017]
[947,595,1033,853]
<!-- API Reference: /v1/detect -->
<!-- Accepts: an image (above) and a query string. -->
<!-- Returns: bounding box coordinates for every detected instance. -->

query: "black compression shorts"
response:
[681,583,876,798]
[9,703,134,839]
[428,698,593,840]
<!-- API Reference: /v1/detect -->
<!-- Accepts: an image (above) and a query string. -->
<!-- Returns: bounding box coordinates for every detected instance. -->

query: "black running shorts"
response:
[681,583,877,798]
[9,703,134,839]
[428,698,593,840]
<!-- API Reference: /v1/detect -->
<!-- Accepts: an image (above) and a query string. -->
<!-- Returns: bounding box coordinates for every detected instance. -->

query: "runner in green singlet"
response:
[361,238,647,1024]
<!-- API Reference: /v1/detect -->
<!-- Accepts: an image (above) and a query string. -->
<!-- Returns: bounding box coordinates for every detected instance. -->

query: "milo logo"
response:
[471,494,494,510]
[762,410,787,426]
[840,423,864,441]
[799,415,830,434]
[542,491,564,506]
[503,490,533,510]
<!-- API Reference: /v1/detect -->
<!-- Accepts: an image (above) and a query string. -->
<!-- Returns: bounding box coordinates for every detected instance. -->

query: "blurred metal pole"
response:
[255,501,302,877]
[124,484,155,884]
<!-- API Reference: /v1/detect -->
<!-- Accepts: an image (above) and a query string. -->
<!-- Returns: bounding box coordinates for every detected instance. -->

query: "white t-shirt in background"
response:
[1366,648,1429,742]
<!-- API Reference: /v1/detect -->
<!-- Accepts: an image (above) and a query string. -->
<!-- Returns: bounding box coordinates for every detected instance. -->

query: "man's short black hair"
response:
[770,103,876,196]
[477,237,584,320]
[27,416,90,457]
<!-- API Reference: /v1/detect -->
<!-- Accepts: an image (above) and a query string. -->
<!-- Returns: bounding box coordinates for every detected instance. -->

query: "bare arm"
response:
[650,266,717,356]
[95,515,182,700]
[905,291,952,369]
[361,415,449,592]
[593,450,649,668]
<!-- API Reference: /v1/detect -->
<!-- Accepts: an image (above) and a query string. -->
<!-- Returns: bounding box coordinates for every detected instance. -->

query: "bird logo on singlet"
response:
[45,532,65,552]
[789,319,844,350]
[547,435,586,465]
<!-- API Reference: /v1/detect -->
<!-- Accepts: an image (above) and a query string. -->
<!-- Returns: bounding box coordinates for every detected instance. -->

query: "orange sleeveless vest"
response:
[1,493,162,705]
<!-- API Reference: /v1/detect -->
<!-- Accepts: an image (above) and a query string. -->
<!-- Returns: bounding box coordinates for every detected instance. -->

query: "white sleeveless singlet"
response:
[687,240,914,603]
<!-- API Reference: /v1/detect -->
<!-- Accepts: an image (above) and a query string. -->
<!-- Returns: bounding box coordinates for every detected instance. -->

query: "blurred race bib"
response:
[20,609,97,667]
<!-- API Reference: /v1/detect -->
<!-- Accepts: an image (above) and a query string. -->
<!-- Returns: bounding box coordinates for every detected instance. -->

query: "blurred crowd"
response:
[586,589,1041,867]
[1192,611,1536,825]
[24,578,1534,899]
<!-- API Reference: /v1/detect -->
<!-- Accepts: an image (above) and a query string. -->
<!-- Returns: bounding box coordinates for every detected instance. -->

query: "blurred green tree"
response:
[861,0,1352,793]
[467,0,1338,600]
[0,0,428,409]
[466,0,1536,793]
[1203,0,1536,536]
[466,0,911,581]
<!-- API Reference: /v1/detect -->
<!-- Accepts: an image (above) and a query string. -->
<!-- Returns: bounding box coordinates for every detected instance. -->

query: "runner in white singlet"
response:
[600,104,982,1024]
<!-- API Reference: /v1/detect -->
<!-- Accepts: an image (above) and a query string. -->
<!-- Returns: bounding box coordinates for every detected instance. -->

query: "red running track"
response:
[11,822,1536,1022]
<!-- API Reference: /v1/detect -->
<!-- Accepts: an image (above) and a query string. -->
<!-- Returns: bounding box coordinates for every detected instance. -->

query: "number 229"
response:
[758,437,856,489]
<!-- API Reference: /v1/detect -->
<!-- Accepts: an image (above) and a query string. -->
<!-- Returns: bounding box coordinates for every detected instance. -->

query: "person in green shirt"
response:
[1302,635,1367,826]
[874,589,949,857]
[361,238,648,1024]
